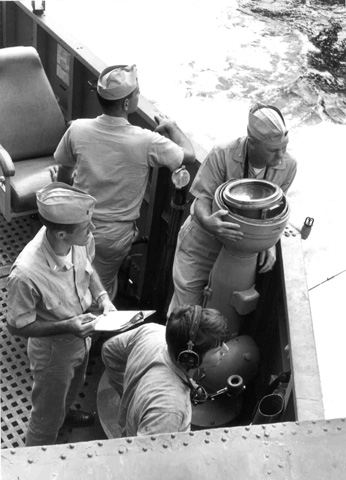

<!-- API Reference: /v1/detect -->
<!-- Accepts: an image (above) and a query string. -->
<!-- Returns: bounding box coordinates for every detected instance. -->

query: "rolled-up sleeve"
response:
[7,272,38,329]
[148,133,184,172]
[54,126,76,167]
[190,146,228,201]
[280,155,297,194]
[137,410,188,436]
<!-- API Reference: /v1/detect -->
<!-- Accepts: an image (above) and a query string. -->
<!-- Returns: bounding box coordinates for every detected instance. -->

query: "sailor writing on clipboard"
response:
[6,183,115,446]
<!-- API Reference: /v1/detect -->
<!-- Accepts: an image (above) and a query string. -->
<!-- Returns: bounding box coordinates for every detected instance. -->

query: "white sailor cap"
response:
[248,103,288,145]
[97,64,138,100]
[36,182,96,224]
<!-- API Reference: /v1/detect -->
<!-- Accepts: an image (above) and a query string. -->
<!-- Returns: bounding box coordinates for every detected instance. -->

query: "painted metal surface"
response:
[280,233,325,421]
[2,418,345,480]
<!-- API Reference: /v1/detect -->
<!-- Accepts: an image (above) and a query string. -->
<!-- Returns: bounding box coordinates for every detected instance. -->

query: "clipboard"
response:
[94,310,156,332]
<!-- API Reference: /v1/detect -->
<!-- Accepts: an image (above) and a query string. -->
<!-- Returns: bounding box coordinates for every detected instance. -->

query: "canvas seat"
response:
[0,46,66,222]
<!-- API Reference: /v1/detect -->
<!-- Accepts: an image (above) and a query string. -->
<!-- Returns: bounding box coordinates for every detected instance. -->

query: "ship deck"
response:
[1,0,345,454]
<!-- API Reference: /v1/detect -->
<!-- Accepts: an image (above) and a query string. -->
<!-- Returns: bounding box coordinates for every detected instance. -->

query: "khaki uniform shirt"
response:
[7,227,94,329]
[54,115,184,222]
[190,136,297,212]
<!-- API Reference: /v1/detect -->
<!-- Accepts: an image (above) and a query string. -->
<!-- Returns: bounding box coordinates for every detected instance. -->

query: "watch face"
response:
[172,167,190,188]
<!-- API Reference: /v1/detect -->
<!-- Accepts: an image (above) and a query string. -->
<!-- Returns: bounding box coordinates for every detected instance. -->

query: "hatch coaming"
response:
[2,418,346,480]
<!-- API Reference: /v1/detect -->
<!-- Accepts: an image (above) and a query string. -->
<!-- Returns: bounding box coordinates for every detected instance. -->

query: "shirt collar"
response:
[233,136,287,170]
[41,228,74,273]
[97,114,130,126]
[162,346,191,386]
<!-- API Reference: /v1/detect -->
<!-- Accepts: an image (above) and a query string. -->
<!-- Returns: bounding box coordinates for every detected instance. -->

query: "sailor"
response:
[168,102,297,314]
[101,305,229,437]
[54,64,195,302]
[6,183,115,446]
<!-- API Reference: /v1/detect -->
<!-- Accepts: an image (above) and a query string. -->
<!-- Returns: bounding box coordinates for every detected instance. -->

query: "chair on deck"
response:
[0,46,66,222]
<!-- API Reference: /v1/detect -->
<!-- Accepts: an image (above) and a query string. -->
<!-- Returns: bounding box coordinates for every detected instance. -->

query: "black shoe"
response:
[63,409,95,428]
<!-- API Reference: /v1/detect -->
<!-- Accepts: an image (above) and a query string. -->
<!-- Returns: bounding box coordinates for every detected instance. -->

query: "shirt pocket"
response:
[42,295,64,312]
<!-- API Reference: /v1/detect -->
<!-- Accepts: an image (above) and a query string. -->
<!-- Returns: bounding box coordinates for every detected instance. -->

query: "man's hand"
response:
[258,245,276,274]
[154,114,195,165]
[100,298,117,316]
[49,165,59,182]
[96,292,117,316]
[154,115,175,138]
[68,313,98,338]
[203,209,243,242]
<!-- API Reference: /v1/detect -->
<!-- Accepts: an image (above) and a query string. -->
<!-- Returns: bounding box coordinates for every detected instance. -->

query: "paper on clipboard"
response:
[94,310,156,332]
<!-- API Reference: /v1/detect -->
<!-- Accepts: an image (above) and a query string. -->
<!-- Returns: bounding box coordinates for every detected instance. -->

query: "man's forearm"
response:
[167,124,195,165]
[7,318,74,338]
[194,197,213,231]
[156,119,195,164]
[89,268,109,303]
[56,165,74,185]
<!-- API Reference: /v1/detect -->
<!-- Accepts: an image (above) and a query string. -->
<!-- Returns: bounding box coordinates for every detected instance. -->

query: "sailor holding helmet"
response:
[168,103,297,314]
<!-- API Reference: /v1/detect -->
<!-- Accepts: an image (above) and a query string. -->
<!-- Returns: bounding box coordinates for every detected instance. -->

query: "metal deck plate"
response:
[0,216,33,277]
[0,216,34,448]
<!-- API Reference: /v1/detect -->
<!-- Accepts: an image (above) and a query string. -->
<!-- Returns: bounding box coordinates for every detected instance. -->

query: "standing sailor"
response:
[7,183,115,446]
[55,64,195,301]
